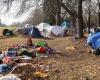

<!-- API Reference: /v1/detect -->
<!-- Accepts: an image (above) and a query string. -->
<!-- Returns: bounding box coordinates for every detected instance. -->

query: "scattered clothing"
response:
[0,74,21,80]
[6,51,17,58]
[3,29,14,36]
[0,60,3,64]
[0,64,11,73]
[3,57,13,63]
[35,41,47,47]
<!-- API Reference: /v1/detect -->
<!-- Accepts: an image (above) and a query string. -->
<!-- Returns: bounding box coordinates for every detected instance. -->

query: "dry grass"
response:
[0,27,100,80]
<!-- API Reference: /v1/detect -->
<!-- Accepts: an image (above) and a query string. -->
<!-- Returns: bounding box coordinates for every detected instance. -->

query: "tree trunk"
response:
[98,14,100,27]
[77,0,84,38]
[43,0,55,25]
[43,0,62,25]
[98,3,100,27]
[88,9,91,33]
[70,16,77,36]
[55,0,62,25]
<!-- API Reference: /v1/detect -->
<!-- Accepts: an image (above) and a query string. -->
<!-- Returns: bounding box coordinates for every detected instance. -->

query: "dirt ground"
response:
[0,27,100,80]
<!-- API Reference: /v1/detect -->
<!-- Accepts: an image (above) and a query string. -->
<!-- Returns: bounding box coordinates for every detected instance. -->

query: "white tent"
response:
[36,23,51,31]
[51,26,64,36]
[36,23,64,37]
[36,23,52,37]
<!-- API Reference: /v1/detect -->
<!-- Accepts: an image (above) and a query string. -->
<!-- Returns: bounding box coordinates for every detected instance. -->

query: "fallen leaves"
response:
[66,46,76,51]
[34,71,48,78]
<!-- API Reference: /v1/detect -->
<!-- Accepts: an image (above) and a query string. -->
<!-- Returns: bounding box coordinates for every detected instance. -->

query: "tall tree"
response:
[77,0,84,38]
[43,0,85,38]
[98,0,100,27]
[43,0,62,25]
[60,0,84,38]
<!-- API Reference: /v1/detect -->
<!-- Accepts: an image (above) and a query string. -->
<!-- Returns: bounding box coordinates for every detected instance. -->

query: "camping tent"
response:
[15,24,42,38]
[87,32,100,49]
[36,23,64,37]
[51,26,64,36]
[36,23,52,37]
[36,23,51,31]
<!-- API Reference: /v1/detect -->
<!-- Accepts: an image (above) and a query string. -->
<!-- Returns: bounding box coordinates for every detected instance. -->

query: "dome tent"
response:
[36,23,64,37]
[36,23,52,37]
[15,24,42,38]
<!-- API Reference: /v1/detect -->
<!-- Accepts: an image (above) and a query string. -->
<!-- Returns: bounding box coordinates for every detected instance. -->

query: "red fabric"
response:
[38,47,46,53]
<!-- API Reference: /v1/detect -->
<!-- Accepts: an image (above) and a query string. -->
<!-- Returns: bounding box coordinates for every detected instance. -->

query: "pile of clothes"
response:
[0,38,55,74]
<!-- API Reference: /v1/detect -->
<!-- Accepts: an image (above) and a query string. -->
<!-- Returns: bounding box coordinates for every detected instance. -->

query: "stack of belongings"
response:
[3,29,14,36]
[0,38,54,74]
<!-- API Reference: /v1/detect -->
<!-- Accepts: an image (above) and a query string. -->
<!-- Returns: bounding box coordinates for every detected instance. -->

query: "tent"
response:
[51,26,64,36]
[87,32,100,49]
[36,23,51,31]
[36,23,52,37]
[36,23,64,37]
[15,24,42,38]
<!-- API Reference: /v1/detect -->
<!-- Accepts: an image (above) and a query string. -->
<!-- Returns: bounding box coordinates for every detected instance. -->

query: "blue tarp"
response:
[87,33,94,44]
[87,32,100,49]
[60,20,70,30]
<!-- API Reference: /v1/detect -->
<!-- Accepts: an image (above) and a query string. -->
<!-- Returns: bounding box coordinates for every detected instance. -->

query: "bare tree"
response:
[76,0,84,38]
[43,0,62,25]
[60,0,84,38]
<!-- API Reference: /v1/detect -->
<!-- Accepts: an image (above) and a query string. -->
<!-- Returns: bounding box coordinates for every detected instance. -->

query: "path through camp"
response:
[1,28,100,80]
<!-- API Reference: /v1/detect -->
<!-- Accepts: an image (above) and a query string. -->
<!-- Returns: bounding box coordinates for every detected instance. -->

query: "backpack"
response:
[94,48,100,55]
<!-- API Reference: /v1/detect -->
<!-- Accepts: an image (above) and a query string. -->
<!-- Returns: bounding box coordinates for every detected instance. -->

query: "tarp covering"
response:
[36,23,51,31]
[36,23,64,37]
[51,26,64,36]
[87,32,100,49]
[60,20,70,30]
[36,23,52,37]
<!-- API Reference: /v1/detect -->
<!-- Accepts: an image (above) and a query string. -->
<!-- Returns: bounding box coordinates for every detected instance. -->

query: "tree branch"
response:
[60,2,77,17]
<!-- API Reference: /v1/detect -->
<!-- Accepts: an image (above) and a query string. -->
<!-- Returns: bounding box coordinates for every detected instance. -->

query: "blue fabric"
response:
[7,51,16,57]
[87,33,94,44]
[0,64,11,73]
[87,32,100,49]
[60,20,70,30]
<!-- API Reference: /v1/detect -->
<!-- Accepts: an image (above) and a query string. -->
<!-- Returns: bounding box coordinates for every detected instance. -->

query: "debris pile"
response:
[0,39,57,80]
